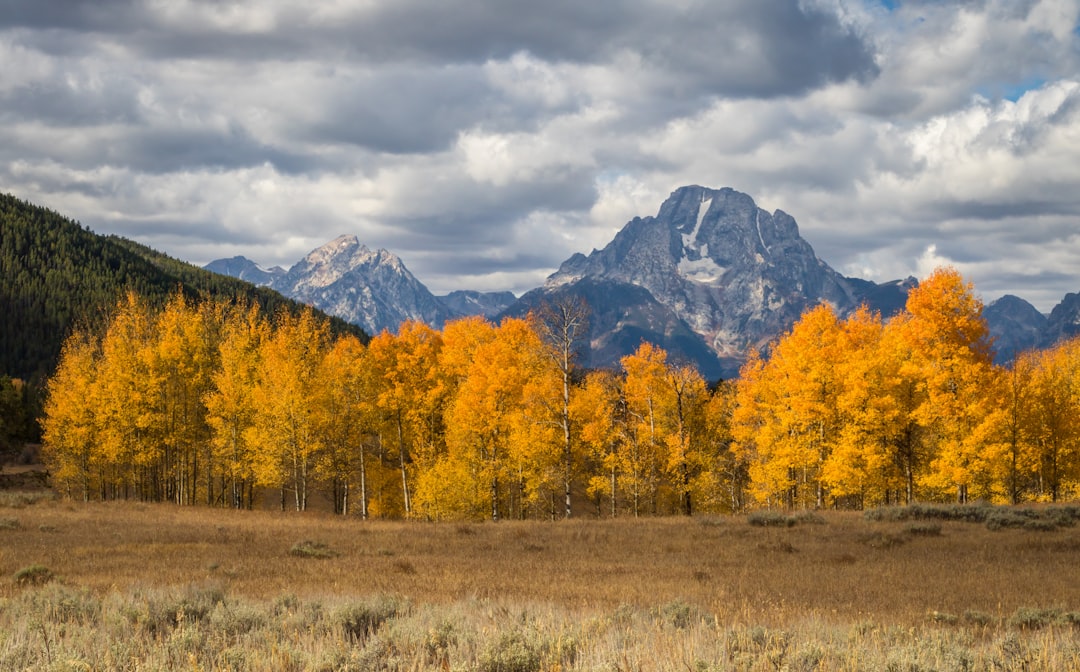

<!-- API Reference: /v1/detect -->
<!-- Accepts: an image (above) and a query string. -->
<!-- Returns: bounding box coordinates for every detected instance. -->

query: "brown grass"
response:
[3,499,1080,669]
[2,501,1079,622]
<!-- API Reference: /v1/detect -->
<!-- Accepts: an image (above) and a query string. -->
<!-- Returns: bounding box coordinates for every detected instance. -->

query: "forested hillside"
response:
[0,193,366,381]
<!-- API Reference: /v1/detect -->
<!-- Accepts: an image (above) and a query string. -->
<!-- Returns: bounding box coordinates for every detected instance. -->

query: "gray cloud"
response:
[1,0,1079,310]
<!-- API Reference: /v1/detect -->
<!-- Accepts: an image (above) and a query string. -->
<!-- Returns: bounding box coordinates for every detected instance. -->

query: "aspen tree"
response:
[205,302,267,509]
[532,298,589,518]
[903,268,998,503]
[247,309,329,511]
[42,333,102,501]
[366,321,444,516]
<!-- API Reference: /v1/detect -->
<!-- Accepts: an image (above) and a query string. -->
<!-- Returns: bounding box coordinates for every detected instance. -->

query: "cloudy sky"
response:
[3,0,1080,310]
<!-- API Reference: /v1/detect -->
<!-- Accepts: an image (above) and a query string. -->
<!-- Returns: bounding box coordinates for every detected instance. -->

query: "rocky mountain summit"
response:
[266,235,453,335]
[206,237,513,335]
[513,185,912,378]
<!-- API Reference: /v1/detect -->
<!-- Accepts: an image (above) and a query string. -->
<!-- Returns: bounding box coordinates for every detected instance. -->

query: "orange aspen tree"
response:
[366,320,445,517]
[903,267,1000,503]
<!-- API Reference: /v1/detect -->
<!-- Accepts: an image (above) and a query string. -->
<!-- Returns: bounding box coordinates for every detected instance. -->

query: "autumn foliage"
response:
[41,268,1080,517]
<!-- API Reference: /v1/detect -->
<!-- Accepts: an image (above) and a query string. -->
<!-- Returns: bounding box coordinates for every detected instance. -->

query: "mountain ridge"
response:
[205,185,1072,377]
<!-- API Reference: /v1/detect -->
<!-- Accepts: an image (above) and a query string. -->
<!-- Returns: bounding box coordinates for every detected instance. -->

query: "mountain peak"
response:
[521,185,884,378]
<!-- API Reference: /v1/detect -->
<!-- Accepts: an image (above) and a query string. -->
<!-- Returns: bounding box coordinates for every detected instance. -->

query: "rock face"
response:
[207,236,453,335]
[203,256,285,286]
[269,235,453,335]
[984,295,1048,363]
[438,290,518,319]
[510,185,910,379]
[1041,292,1080,349]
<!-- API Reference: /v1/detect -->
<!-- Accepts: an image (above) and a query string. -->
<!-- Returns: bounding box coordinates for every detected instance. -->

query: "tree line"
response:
[41,268,1080,518]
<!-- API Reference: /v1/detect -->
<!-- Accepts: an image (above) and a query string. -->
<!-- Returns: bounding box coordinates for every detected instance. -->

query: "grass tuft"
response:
[289,540,338,559]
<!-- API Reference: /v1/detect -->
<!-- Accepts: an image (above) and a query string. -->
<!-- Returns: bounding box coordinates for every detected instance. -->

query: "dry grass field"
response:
[2,492,1080,670]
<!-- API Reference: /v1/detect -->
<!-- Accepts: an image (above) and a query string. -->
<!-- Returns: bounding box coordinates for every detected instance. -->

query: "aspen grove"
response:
[41,268,1080,517]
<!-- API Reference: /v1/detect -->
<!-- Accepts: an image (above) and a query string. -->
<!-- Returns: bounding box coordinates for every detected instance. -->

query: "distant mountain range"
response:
[206,236,514,335]
[204,184,1080,379]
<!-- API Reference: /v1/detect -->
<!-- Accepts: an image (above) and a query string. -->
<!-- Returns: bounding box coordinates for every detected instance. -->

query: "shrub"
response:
[335,596,406,644]
[289,540,338,559]
[0,517,20,530]
[14,564,53,586]
[1009,607,1064,630]
[478,629,543,672]
[656,599,697,629]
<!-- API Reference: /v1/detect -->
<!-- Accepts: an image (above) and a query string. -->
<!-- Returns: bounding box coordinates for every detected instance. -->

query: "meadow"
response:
[2,492,1080,670]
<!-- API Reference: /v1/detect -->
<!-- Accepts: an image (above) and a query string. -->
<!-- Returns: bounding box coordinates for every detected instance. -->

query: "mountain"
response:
[203,256,285,286]
[984,295,1047,363]
[0,193,366,381]
[266,235,453,335]
[508,185,913,379]
[438,290,518,319]
[1041,292,1080,349]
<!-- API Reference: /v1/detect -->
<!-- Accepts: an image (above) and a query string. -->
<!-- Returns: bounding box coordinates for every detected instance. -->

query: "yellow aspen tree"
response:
[95,291,161,500]
[247,308,329,511]
[572,369,627,517]
[205,302,267,509]
[998,351,1040,503]
[152,293,220,505]
[312,335,373,516]
[443,317,539,520]
[731,349,776,505]
[1027,339,1080,501]
[531,298,589,518]
[823,306,904,506]
[661,363,709,515]
[41,331,102,501]
[699,381,746,513]
[737,305,844,509]
[412,316,497,519]
[903,267,999,503]
[620,342,671,515]
[366,320,445,517]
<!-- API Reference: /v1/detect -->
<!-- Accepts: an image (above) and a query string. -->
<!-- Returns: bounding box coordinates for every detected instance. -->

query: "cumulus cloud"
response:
[0,0,1079,309]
